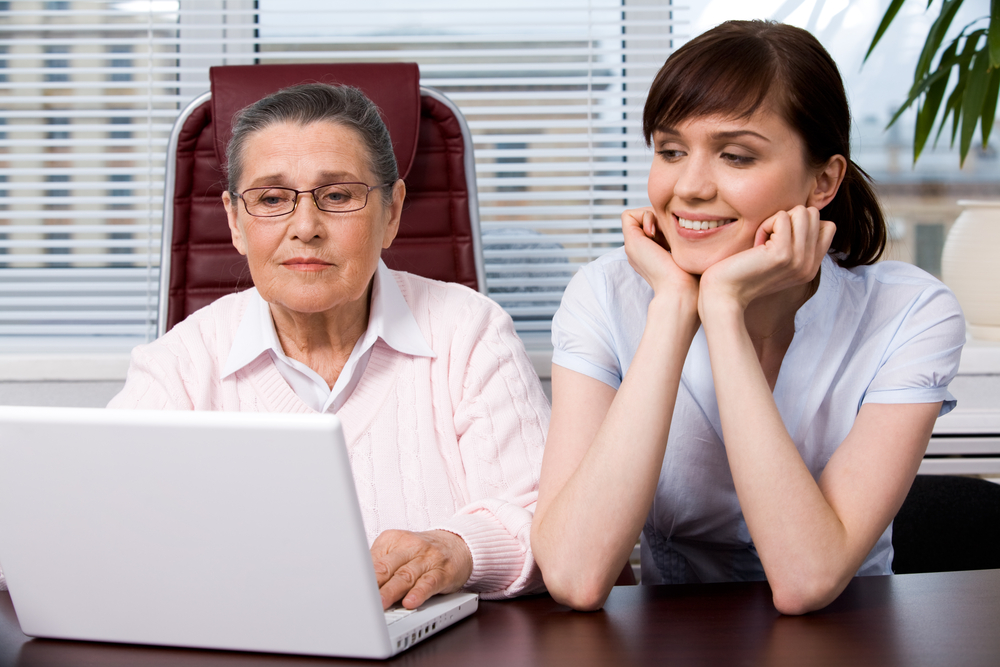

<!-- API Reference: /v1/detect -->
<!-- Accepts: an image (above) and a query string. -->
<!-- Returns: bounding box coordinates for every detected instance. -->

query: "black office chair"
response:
[892,474,1000,574]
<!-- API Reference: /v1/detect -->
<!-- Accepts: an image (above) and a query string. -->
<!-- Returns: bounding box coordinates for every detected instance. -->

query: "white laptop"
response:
[0,406,477,659]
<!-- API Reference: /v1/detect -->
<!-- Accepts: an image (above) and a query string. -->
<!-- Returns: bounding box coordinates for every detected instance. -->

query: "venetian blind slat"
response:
[0,0,683,352]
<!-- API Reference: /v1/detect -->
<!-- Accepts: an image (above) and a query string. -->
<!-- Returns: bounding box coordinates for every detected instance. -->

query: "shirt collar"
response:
[221,260,435,380]
[369,260,436,358]
[220,286,280,379]
[793,254,840,332]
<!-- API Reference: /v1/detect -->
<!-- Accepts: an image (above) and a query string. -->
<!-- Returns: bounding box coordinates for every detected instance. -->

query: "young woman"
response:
[531,20,965,615]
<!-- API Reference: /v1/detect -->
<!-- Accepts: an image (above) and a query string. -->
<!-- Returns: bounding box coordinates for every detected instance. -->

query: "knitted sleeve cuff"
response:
[434,510,544,599]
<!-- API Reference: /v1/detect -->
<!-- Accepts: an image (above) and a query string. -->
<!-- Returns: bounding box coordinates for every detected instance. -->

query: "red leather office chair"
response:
[157,63,485,336]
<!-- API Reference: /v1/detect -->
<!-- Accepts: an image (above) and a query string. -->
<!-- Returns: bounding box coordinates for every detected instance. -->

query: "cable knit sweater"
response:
[93,270,550,599]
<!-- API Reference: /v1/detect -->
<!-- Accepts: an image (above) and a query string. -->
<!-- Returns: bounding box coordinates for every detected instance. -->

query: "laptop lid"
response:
[0,406,400,658]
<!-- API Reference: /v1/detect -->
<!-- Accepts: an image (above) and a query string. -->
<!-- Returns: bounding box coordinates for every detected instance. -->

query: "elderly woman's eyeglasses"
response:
[234,182,392,217]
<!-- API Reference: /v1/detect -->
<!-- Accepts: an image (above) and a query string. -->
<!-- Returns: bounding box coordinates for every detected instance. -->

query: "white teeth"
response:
[676,216,735,231]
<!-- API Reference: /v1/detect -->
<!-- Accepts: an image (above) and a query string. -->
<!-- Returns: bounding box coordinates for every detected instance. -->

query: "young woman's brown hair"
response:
[643,20,885,268]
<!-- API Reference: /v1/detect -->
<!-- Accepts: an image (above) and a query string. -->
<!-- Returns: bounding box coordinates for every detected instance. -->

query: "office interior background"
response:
[1,0,997,436]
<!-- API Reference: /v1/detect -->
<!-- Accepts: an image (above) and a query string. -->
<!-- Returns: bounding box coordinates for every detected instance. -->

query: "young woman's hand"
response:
[622,207,700,303]
[699,205,835,313]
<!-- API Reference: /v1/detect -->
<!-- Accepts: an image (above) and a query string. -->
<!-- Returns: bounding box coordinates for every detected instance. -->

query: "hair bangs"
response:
[643,30,779,145]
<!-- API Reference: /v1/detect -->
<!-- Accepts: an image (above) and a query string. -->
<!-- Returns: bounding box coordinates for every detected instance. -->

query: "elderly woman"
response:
[101,83,550,609]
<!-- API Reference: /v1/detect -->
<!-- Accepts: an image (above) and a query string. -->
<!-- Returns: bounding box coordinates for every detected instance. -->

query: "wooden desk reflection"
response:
[3,569,999,666]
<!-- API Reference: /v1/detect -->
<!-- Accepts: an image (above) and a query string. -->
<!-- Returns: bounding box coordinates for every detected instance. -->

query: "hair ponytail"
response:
[824,160,887,267]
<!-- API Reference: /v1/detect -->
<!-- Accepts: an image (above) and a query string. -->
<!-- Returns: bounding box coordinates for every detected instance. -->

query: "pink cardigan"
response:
[104,271,551,599]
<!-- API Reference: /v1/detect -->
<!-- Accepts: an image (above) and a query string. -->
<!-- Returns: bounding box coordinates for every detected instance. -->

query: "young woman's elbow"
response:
[547,578,610,611]
[540,567,611,611]
[769,573,844,616]
[771,589,820,616]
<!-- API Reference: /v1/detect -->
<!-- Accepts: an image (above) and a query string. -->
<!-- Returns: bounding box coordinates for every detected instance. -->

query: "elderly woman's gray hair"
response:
[226,83,398,205]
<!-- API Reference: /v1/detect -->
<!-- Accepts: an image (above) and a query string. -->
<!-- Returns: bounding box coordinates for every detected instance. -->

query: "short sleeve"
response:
[551,264,624,389]
[862,282,965,417]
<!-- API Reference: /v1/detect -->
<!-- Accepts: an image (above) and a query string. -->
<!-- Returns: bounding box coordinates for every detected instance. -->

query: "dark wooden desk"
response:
[2,569,998,667]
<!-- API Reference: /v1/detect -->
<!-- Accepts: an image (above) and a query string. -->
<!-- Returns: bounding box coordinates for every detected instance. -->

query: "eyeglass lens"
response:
[242,183,372,216]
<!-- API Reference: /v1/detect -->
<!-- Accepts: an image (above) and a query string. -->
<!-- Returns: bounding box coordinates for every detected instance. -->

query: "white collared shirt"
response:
[221,260,436,413]
[553,248,965,584]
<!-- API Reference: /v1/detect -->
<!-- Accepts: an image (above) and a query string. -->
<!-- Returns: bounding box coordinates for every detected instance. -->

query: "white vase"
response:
[941,200,1000,341]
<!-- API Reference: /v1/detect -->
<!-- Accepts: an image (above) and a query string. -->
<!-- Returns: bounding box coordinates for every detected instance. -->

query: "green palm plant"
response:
[866,0,1000,165]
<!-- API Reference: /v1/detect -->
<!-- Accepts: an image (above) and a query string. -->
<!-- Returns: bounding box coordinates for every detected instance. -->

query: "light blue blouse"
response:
[552,248,966,584]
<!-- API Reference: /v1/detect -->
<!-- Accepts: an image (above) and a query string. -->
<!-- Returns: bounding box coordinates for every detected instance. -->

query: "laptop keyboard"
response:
[384,606,417,626]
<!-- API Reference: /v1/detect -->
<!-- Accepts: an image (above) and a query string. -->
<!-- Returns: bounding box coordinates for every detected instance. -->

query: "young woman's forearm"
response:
[700,304,848,611]
[700,301,933,614]
[532,296,697,610]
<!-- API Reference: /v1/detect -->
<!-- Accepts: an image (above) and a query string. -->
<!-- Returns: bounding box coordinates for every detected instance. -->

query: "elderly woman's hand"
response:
[370,529,473,610]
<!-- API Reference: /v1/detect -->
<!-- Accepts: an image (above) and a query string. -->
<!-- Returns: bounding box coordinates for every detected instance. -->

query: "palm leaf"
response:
[915,0,965,83]
[991,0,1000,66]
[918,0,966,78]
[918,30,981,151]
[933,72,964,147]
[866,0,1000,165]
[950,29,986,147]
[950,75,967,147]
[866,0,909,61]
[960,46,990,164]
[933,59,969,149]
[980,65,1000,146]
[887,40,975,129]
[914,40,959,160]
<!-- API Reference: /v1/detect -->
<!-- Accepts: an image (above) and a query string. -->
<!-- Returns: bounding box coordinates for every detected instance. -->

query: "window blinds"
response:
[0,0,682,353]
[1,0,183,352]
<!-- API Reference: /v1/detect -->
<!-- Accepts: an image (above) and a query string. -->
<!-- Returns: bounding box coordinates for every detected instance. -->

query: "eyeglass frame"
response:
[231,182,393,217]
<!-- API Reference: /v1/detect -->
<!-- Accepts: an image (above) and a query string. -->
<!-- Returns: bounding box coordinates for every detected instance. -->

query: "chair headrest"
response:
[209,62,421,181]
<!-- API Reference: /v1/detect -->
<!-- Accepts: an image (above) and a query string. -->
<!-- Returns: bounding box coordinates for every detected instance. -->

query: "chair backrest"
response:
[892,474,1000,574]
[158,63,485,336]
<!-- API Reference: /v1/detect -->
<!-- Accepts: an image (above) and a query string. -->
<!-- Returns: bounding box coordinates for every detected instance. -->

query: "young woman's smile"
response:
[673,212,737,233]
[647,109,824,275]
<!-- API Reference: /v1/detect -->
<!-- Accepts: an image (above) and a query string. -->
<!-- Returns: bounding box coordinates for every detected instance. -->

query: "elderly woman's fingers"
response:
[370,529,473,610]
[370,529,412,587]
